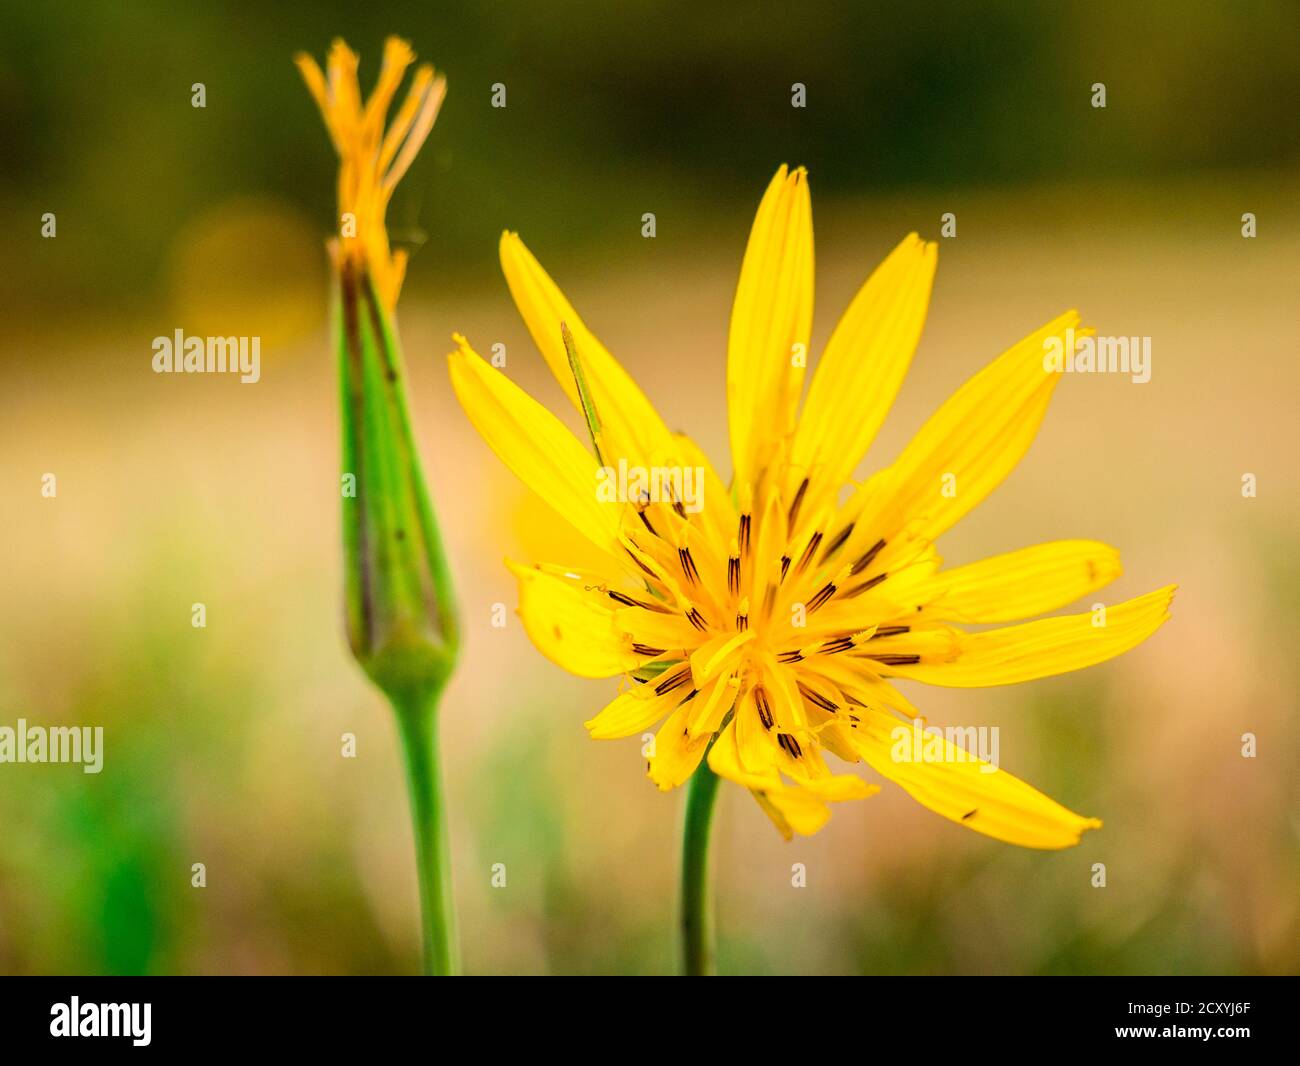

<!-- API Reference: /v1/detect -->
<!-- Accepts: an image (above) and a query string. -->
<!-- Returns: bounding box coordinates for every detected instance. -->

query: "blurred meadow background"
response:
[1,0,1297,974]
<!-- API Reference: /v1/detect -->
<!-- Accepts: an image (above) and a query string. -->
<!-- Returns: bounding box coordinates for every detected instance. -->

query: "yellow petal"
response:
[669,431,737,550]
[788,233,937,507]
[647,698,710,790]
[689,629,754,689]
[887,585,1176,687]
[708,716,781,790]
[708,722,827,839]
[781,745,878,802]
[752,787,830,839]
[363,37,416,146]
[848,710,1101,848]
[687,673,741,737]
[294,53,341,152]
[611,605,701,652]
[727,165,814,490]
[507,560,639,679]
[762,656,810,731]
[733,685,782,775]
[585,685,675,739]
[499,232,676,468]
[900,540,1122,623]
[449,336,621,558]
[709,720,874,839]
[844,311,1084,565]
[802,660,922,719]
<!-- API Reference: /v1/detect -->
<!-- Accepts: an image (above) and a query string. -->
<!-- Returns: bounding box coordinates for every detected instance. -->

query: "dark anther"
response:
[851,537,887,576]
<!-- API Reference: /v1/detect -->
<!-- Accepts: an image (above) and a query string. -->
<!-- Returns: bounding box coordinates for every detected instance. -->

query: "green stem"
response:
[392,688,459,976]
[680,759,722,976]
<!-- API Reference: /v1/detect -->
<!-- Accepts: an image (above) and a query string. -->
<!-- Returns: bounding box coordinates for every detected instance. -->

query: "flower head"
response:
[296,36,446,313]
[449,165,1175,847]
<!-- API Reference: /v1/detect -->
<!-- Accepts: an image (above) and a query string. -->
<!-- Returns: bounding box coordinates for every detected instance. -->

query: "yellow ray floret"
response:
[500,232,677,470]
[728,165,814,492]
[895,539,1123,623]
[833,708,1101,849]
[883,585,1177,687]
[449,336,622,561]
[450,164,1176,845]
[505,560,640,679]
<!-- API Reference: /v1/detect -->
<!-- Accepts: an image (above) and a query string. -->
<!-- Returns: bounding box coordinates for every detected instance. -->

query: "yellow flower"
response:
[295,36,446,313]
[449,165,1175,848]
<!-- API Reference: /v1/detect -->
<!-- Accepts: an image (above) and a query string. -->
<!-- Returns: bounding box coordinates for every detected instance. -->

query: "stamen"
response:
[738,513,751,557]
[685,606,709,631]
[794,530,823,576]
[865,653,921,666]
[821,522,854,562]
[762,563,779,619]
[753,686,774,730]
[735,595,750,632]
[806,582,836,612]
[608,590,671,613]
[776,649,804,664]
[818,630,872,655]
[624,545,660,580]
[872,625,911,638]
[785,538,816,579]
[807,565,852,613]
[777,733,803,759]
[851,537,887,576]
[841,572,888,599]
[655,666,693,695]
[678,545,701,586]
[727,539,741,597]
[787,477,809,530]
[797,682,838,713]
[636,504,658,537]
[631,643,665,656]
[779,554,792,583]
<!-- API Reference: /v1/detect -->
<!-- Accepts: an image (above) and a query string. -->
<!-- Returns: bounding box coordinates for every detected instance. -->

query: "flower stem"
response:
[392,686,459,976]
[680,759,722,976]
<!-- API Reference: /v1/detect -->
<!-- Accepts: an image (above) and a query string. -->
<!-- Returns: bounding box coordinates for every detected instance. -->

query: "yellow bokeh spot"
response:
[168,197,327,355]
